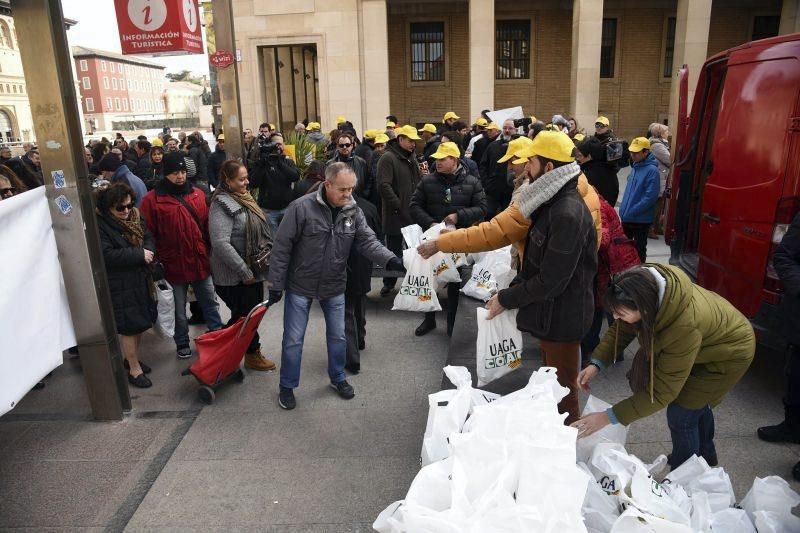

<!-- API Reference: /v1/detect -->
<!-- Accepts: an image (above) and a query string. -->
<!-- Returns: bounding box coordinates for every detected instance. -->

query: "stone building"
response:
[229,0,800,139]
[0,5,34,144]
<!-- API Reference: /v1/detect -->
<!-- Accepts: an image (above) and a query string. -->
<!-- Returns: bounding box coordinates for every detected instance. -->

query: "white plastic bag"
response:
[664,455,735,511]
[709,508,756,533]
[623,466,691,525]
[422,223,462,284]
[580,463,621,533]
[461,246,512,301]
[475,307,522,387]
[393,248,442,312]
[401,223,423,248]
[610,506,693,533]
[740,476,800,531]
[576,395,628,463]
[153,279,175,338]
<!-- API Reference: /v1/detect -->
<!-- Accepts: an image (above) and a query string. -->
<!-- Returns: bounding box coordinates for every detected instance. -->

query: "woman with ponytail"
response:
[208,160,276,372]
[572,264,755,470]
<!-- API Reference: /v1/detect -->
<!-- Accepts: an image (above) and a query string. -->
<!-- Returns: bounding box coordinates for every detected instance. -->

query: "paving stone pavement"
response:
[1,237,799,531]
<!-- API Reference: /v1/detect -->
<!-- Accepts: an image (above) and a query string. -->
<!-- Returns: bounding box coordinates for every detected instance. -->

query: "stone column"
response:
[468,0,494,120]
[780,0,800,35]
[359,0,391,131]
[569,0,603,132]
[668,0,712,130]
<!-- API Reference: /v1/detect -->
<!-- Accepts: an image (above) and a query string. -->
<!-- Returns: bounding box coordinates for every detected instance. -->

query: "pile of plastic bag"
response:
[374,366,800,533]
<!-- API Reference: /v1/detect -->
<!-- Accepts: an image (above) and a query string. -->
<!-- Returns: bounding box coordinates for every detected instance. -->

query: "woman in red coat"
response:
[581,194,641,365]
[140,152,224,359]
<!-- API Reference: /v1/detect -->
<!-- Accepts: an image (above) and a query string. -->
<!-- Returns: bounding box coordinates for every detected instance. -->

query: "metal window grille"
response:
[410,22,445,82]
[664,17,676,78]
[752,16,780,41]
[600,18,617,78]
[496,20,530,80]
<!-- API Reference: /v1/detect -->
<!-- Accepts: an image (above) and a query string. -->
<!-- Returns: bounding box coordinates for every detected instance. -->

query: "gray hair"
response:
[325,162,356,182]
[649,122,669,139]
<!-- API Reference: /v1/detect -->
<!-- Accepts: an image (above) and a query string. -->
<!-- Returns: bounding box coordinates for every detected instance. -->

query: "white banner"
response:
[0,187,75,416]
[487,106,524,127]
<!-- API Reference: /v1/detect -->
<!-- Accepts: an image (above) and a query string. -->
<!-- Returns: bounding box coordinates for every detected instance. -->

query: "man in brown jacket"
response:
[378,125,422,295]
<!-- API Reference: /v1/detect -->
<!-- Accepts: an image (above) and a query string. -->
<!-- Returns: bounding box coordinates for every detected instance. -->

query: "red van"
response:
[664,34,800,344]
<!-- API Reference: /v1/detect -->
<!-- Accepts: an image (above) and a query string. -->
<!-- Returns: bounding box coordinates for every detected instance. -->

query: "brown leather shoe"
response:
[244,349,276,371]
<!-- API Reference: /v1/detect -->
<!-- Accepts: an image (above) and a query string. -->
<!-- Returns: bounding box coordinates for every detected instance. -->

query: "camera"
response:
[258,140,280,161]
[513,117,533,133]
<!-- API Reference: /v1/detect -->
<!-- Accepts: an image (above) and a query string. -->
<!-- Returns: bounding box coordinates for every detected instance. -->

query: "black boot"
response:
[188,301,205,325]
[793,460,800,482]
[758,408,800,443]
[415,315,436,336]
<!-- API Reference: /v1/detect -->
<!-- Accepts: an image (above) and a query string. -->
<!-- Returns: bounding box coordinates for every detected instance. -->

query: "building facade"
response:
[0,8,34,144]
[230,0,800,140]
[72,46,166,132]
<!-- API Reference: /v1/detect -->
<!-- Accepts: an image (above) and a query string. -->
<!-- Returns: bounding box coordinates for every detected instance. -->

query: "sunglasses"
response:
[0,187,15,197]
[594,123,606,128]
[114,203,133,212]
[338,143,352,148]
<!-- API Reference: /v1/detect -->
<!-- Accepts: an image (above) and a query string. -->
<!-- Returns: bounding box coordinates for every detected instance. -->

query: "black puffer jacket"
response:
[188,145,208,181]
[479,137,512,204]
[377,140,421,235]
[250,156,301,210]
[97,212,156,336]
[409,165,487,229]
[774,212,800,345]
[580,158,620,207]
[497,177,597,342]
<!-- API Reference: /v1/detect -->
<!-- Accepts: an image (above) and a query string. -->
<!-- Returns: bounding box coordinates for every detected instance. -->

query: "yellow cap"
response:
[430,141,461,160]
[486,122,500,131]
[512,130,576,164]
[419,123,437,134]
[374,133,390,144]
[629,137,651,153]
[268,123,276,131]
[386,120,396,128]
[395,125,421,141]
[336,116,346,125]
[573,133,586,143]
[443,111,460,121]
[217,134,225,141]
[595,116,610,127]
[475,118,489,127]
[306,122,321,131]
[497,136,534,163]
[364,129,379,140]
[151,137,163,147]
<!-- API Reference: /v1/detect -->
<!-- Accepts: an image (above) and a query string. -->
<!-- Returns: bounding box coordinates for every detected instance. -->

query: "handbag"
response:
[244,212,272,275]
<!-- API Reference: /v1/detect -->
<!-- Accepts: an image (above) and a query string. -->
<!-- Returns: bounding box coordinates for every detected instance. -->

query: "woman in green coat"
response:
[572,264,755,469]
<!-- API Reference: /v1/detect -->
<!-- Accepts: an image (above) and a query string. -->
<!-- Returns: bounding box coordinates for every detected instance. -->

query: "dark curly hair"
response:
[94,182,135,213]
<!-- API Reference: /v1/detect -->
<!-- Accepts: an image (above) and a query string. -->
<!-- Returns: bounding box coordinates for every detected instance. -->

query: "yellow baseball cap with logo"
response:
[475,117,489,127]
[430,141,461,160]
[595,116,610,127]
[374,133,390,144]
[395,125,421,141]
[419,123,437,134]
[497,136,534,163]
[336,115,346,125]
[443,111,460,121]
[486,122,500,131]
[363,129,379,140]
[573,133,586,143]
[306,121,321,131]
[628,137,651,153]
[512,130,576,164]
[386,120,396,128]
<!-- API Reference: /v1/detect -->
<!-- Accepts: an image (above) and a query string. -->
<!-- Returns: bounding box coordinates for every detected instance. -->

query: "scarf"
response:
[159,178,192,196]
[214,189,270,256]
[226,190,267,224]
[99,206,144,247]
[515,161,581,218]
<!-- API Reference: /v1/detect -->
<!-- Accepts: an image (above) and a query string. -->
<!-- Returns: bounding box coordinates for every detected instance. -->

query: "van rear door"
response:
[695,57,800,316]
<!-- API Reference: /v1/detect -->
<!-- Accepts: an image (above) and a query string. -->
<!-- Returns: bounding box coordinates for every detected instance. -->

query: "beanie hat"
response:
[162,151,187,175]
[98,154,121,172]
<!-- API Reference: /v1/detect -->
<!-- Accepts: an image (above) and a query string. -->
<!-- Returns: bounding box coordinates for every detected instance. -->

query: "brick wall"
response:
[387,1,470,125]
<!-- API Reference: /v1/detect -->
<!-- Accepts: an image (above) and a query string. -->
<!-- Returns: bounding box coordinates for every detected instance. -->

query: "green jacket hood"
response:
[653,264,694,333]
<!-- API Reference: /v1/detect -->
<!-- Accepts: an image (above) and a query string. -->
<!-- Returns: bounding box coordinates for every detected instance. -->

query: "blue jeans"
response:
[172,276,224,348]
[667,403,717,469]
[279,291,346,389]
[266,208,286,231]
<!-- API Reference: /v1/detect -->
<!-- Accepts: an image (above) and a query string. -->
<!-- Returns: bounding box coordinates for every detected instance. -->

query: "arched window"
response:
[0,110,15,141]
[0,21,13,50]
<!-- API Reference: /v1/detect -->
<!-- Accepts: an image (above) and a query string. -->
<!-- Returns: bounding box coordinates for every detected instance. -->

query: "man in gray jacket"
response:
[268,162,405,410]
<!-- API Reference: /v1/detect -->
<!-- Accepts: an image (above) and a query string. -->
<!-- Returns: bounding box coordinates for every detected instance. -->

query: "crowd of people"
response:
[4,108,800,479]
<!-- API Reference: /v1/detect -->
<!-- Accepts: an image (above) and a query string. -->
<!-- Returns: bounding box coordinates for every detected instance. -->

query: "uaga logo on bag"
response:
[485,337,522,369]
[433,259,451,276]
[400,274,433,301]
[471,267,492,290]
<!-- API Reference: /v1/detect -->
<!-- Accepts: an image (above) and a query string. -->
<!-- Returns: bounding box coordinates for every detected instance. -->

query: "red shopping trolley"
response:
[183,300,270,404]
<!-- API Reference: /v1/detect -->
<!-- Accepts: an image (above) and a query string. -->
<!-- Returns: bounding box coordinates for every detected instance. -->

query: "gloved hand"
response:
[387,256,405,273]
[268,290,283,306]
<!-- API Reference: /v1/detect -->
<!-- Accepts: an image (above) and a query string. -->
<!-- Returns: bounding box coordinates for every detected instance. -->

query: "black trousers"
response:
[383,233,404,288]
[345,292,367,367]
[623,222,651,263]
[785,345,800,417]
[424,281,461,332]
[215,282,264,353]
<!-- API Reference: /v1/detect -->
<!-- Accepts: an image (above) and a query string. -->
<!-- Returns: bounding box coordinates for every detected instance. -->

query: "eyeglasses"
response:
[338,143,352,148]
[114,203,133,212]
[594,123,606,128]
[0,187,15,197]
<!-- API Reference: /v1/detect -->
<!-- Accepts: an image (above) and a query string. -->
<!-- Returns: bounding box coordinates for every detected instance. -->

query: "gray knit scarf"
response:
[515,161,581,218]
